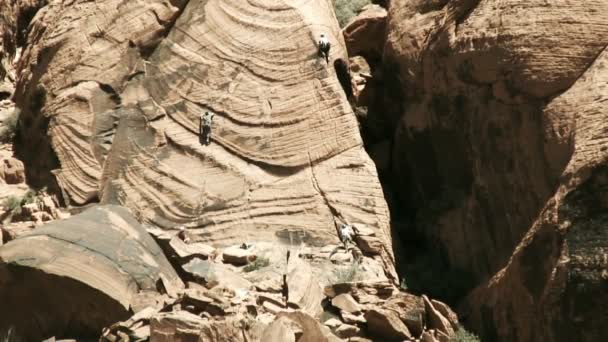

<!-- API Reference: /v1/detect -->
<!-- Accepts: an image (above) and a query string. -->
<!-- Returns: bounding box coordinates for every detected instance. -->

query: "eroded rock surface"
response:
[369,0,608,341]
[465,47,608,342]
[383,0,608,280]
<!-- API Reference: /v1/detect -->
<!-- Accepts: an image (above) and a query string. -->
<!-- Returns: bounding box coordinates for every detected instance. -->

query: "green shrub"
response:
[3,190,39,214]
[243,257,270,272]
[4,196,21,211]
[0,327,22,342]
[453,325,481,342]
[0,109,19,143]
[399,277,408,291]
[22,190,36,205]
[332,261,361,283]
[333,0,371,27]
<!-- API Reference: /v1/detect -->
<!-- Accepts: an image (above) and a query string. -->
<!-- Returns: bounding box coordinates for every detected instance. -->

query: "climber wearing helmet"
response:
[318,33,331,63]
[339,223,355,250]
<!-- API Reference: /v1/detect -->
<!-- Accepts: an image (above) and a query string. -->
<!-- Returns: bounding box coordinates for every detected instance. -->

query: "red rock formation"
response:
[343,4,387,64]
[376,0,608,340]
[464,48,608,342]
[384,0,607,279]
[10,0,397,282]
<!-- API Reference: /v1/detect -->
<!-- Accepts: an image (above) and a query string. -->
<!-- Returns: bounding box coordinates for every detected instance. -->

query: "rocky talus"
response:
[354,0,608,340]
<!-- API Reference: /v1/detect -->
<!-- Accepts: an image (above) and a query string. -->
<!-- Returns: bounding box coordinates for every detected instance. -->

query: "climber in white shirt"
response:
[318,33,331,63]
[339,223,355,250]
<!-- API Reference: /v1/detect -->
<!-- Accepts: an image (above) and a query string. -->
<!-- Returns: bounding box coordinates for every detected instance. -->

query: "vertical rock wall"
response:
[377,0,608,340]
[10,0,397,280]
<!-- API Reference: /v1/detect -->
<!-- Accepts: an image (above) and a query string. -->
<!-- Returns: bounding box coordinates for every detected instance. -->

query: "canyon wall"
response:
[376,0,608,340]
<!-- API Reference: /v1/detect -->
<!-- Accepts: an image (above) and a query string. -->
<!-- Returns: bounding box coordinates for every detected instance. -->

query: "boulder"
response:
[149,311,205,341]
[276,311,331,342]
[261,316,297,342]
[222,245,256,266]
[39,194,60,217]
[254,277,283,293]
[182,258,251,291]
[324,281,395,304]
[169,236,216,260]
[176,288,228,316]
[1,157,24,184]
[331,293,361,313]
[364,308,412,341]
[341,311,366,325]
[430,299,458,331]
[31,211,54,224]
[335,323,360,338]
[286,257,324,317]
[262,300,287,315]
[150,311,265,342]
[383,292,425,336]
[130,291,171,313]
[402,310,425,338]
[101,306,157,341]
[423,295,454,338]
[323,318,342,329]
[19,202,39,218]
[0,205,183,341]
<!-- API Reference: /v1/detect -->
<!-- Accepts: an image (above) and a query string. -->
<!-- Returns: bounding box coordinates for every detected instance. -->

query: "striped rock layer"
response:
[13,0,396,279]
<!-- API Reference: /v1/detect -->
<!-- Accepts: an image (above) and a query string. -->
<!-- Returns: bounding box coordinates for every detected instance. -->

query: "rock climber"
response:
[200,111,215,146]
[339,223,355,250]
[178,226,191,244]
[318,33,331,63]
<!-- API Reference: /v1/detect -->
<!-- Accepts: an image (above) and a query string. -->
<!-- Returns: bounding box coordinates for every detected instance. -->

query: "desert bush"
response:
[0,109,19,143]
[399,277,408,291]
[243,257,270,272]
[454,325,481,342]
[3,196,21,211]
[333,0,371,27]
[0,327,22,342]
[332,261,361,283]
[22,190,36,205]
[3,190,39,215]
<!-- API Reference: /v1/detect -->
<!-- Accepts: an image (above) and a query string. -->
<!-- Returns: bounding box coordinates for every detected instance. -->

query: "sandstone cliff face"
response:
[375,0,608,340]
[383,0,608,280]
[11,0,396,280]
[465,47,608,342]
